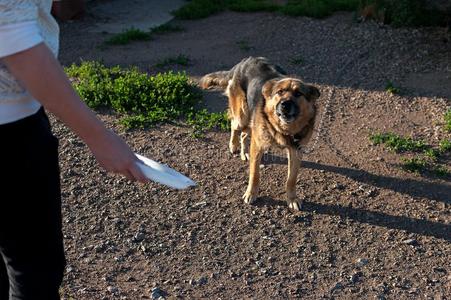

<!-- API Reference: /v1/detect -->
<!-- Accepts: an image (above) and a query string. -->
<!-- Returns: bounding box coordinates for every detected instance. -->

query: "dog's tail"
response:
[199,70,231,90]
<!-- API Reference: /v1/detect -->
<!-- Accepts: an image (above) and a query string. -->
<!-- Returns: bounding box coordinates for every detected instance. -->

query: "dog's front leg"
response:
[243,137,263,204]
[286,148,302,211]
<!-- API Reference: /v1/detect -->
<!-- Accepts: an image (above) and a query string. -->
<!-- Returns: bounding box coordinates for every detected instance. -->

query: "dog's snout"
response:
[279,100,295,112]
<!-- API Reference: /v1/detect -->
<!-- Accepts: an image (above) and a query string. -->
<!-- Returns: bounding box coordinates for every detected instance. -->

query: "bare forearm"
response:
[2,43,107,144]
[2,42,147,182]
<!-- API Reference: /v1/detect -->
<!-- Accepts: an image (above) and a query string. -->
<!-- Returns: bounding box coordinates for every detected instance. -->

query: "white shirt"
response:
[0,0,59,124]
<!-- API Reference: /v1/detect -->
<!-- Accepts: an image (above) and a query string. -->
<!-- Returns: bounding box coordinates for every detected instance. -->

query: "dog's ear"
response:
[262,79,278,100]
[304,85,320,101]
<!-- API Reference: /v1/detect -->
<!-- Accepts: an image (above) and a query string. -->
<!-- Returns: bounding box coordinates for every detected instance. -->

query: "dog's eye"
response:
[293,91,302,97]
[277,89,284,96]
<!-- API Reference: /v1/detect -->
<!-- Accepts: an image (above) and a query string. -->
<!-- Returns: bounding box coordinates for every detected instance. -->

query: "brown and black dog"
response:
[200,57,320,210]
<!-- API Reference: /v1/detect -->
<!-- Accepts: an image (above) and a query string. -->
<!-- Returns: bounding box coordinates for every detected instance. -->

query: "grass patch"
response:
[104,28,151,45]
[187,109,230,138]
[290,55,304,65]
[155,54,191,68]
[401,157,450,177]
[439,139,451,153]
[369,132,427,153]
[445,109,451,133]
[173,0,446,27]
[227,0,280,12]
[65,61,228,134]
[172,0,225,19]
[370,127,450,178]
[385,81,400,94]
[236,40,253,51]
[150,23,184,34]
[401,157,428,173]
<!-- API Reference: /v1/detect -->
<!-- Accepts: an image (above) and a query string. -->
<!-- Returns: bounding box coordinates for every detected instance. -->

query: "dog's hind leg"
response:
[240,128,250,161]
[229,119,240,154]
[243,137,263,204]
[226,79,248,155]
[286,147,302,211]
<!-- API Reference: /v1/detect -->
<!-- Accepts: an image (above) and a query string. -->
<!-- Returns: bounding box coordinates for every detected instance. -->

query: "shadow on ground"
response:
[255,196,450,241]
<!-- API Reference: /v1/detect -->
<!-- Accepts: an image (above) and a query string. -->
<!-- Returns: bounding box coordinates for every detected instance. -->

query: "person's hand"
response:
[86,129,148,183]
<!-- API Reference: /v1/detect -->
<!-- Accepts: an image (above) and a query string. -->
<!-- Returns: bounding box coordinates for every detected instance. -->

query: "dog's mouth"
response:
[276,100,299,123]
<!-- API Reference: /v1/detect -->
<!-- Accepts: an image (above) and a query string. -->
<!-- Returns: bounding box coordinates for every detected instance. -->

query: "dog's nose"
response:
[280,100,294,112]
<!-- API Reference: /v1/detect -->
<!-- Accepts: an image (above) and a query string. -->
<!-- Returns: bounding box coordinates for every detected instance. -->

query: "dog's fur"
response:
[200,57,320,210]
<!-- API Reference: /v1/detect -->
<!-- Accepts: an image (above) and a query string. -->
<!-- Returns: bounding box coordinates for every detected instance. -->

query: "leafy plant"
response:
[66,61,228,135]
[385,81,400,94]
[439,139,451,153]
[155,54,191,68]
[370,129,450,178]
[369,132,427,153]
[150,23,184,34]
[445,109,451,133]
[187,109,230,137]
[290,55,304,65]
[236,40,253,51]
[104,28,151,45]
[173,0,445,27]
[172,0,225,19]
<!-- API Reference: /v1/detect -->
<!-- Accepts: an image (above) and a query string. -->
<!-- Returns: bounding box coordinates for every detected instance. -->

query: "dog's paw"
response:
[240,152,249,161]
[229,143,239,154]
[288,199,303,211]
[242,191,257,204]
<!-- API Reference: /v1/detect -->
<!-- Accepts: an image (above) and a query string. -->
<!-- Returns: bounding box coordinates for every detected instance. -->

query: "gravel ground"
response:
[56,7,450,300]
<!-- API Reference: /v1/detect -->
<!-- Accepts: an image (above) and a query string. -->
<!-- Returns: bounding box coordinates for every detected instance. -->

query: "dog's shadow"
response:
[252,157,450,241]
[255,196,450,241]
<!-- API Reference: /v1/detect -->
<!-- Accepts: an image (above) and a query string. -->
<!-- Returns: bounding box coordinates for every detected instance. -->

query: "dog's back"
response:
[200,57,286,113]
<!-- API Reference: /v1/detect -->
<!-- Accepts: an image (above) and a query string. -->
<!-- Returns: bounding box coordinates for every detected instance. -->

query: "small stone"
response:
[107,286,118,294]
[331,282,344,292]
[151,287,165,299]
[133,232,145,242]
[402,239,419,246]
[197,276,208,285]
[356,258,369,267]
[350,271,363,283]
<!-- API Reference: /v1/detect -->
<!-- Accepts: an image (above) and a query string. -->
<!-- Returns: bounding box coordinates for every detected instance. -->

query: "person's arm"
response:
[2,42,147,182]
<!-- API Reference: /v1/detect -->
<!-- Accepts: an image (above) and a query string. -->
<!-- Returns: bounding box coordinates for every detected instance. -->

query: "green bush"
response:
[172,0,226,19]
[173,0,445,27]
[104,28,151,45]
[369,132,428,153]
[445,109,451,132]
[66,62,229,134]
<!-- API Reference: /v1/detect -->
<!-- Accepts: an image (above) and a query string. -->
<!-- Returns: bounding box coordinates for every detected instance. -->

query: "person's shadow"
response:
[258,154,451,241]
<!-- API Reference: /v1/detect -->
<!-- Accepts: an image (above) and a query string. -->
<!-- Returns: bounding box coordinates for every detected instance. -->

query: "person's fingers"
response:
[122,169,136,181]
[129,161,148,183]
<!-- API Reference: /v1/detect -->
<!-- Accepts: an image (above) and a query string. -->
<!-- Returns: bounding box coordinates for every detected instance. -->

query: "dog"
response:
[200,57,320,211]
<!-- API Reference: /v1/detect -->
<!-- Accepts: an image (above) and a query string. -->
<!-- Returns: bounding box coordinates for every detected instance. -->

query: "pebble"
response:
[331,282,344,292]
[107,286,118,294]
[356,258,369,267]
[151,287,165,299]
[133,232,145,242]
[402,239,419,246]
[350,271,363,283]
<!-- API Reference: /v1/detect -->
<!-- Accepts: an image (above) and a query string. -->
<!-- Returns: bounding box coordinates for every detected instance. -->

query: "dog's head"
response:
[262,78,320,132]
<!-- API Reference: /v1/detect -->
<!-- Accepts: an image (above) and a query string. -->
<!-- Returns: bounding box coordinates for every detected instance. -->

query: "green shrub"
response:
[155,54,191,68]
[104,28,151,45]
[172,0,226,19]
[369,132,427,153]
[150,23,184,34]
[66,61,228,134]
[173,0,445,27]
[227,0,279,12]
[445,109,451,132]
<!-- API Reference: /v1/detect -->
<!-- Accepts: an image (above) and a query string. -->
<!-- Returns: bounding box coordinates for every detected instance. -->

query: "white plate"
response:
[135,154,196,189]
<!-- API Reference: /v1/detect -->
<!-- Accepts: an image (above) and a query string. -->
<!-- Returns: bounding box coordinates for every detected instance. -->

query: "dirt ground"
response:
[56,4,450,300]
